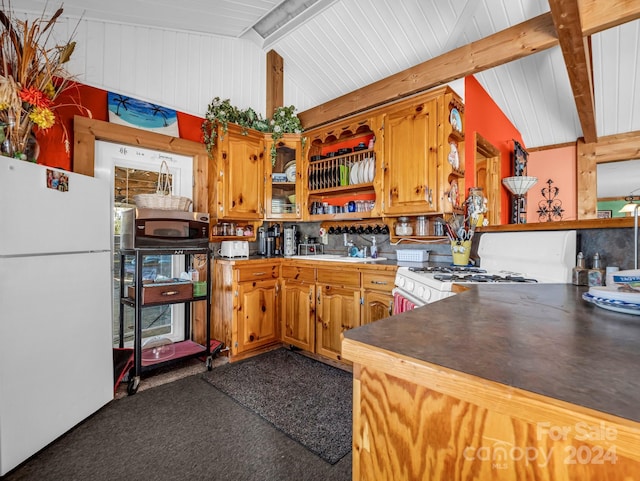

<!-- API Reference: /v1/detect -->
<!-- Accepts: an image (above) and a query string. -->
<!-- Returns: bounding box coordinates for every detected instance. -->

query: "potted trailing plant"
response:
[201,97,269,156]
[267,105,303,165]
[0,4,87,161]
[201,98,303,165]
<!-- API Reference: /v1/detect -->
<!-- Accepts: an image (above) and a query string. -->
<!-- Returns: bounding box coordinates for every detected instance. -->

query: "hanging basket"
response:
[134,161,193,211]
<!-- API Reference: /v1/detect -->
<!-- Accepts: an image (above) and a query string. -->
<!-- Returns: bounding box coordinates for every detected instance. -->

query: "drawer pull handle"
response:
[371,281,388,285]
[253,272,266,276]
[161,290,179,296]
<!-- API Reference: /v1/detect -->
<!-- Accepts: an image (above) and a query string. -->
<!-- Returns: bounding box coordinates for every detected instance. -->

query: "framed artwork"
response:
[597,210,612,219]
[107,92,179,136]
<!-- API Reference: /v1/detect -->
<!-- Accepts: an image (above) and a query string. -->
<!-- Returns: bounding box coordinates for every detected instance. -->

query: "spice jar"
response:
[395,217,413,236]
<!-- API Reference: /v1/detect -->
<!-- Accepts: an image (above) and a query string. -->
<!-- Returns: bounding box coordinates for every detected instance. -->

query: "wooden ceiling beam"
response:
[579,0,640,36]
[266,50,284,117]
[549,0,597,144]
[298,13,559,129]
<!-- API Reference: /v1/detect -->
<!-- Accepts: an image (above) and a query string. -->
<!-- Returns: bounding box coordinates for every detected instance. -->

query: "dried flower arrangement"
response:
[0,3,88,161]
[202,97,303,165]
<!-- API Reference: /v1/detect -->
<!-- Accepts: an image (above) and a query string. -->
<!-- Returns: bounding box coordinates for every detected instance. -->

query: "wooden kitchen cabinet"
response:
[209,122,265,221]
[360,270,395,325]
[382,95,439,216]
[280,265,315,351]
[315,269,360,362]
[264,133,304,220]
[212,260,280,360]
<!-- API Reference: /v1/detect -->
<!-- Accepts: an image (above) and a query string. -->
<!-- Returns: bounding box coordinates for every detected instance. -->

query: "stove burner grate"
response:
[432,273,539,283]
[409,266,487,274]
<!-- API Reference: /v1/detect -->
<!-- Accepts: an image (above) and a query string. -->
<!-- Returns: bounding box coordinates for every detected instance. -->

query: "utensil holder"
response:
[451,240,472,266]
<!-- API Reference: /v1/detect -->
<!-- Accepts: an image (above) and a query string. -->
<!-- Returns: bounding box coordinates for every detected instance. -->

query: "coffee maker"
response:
[266,223,282,257]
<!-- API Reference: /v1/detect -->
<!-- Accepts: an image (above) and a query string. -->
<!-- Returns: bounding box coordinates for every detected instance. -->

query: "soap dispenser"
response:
[572,252,588,286]
[370,236,378,259]
[588,252,605,286]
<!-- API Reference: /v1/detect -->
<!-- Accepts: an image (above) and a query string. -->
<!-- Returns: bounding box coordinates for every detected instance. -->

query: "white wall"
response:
[15,9,267,118]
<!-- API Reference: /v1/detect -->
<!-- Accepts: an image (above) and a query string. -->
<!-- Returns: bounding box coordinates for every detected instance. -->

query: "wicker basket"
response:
[134,193,192,211]
[133,160,193,211]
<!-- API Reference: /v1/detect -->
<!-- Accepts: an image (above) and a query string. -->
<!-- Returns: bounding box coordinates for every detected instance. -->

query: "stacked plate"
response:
[582,269,640,316]
[349,157,375,185]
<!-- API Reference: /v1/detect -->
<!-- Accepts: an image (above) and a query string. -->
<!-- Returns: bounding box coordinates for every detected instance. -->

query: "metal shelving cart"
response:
[118,246,212,395]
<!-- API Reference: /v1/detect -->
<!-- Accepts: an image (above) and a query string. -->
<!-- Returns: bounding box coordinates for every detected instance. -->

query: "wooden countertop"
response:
[343,283,640,423]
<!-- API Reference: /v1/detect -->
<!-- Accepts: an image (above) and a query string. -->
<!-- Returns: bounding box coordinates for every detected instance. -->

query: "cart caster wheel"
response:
[127,376,140,395]
[206,356,213,371]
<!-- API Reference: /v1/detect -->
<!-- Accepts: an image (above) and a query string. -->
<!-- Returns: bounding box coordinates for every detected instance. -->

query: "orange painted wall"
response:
[526,145,577,222]
[35,82,205,171]
[464,76,524,224]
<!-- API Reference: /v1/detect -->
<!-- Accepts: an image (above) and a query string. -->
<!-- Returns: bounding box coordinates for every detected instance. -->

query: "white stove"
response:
[393,230,576,312]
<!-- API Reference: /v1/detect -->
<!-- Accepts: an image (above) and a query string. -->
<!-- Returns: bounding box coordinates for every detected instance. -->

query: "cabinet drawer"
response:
[361,272,396,293]
[281,266,315,283]
[128,281,193,305]
[236,265,279,282]
[317,268,359,287]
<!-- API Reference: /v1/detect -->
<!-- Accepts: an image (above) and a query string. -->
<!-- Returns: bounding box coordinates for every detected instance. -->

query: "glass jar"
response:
[395,217,413,236]
[415,216,428,236]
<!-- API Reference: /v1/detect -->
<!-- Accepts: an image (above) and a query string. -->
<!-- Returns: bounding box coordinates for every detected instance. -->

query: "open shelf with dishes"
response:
[441,94,466,215]
[304,116,382,221]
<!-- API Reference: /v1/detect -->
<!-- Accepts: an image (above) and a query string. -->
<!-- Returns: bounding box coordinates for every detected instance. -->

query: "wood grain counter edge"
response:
[342,337,640,461]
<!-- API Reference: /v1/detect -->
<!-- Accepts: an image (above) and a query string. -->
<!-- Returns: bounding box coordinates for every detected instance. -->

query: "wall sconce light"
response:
[502,176,538,224]
[619,195,640,269]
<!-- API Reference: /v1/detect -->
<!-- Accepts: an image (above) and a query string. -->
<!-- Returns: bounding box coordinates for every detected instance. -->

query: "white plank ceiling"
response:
[11,0,640,150]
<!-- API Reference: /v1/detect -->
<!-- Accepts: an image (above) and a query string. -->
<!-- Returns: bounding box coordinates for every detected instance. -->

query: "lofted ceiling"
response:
[14,0,640,150]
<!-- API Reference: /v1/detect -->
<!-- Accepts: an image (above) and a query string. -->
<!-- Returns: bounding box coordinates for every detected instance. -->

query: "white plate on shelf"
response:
[361,158,368,182]
[582,292,640,316]
[367,158,375,182]
[358,160,366,184]
[350,162,359,185]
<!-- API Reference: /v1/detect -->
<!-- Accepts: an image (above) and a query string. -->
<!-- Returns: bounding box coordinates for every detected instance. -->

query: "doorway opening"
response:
[94,140,194,347]
[474,133,501,225]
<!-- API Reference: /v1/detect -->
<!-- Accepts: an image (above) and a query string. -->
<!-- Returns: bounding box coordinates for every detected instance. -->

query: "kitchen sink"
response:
[290,254,387,263]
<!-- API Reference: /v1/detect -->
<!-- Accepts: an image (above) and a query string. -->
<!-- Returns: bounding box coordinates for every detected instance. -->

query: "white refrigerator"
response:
[0,157,113,475]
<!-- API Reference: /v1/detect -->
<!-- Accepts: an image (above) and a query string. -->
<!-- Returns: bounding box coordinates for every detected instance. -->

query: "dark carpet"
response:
[202,348,353,465]
[4,373,351,481]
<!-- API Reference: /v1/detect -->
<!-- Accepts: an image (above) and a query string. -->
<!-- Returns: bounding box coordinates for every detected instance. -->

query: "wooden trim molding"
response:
[72,116,209,214]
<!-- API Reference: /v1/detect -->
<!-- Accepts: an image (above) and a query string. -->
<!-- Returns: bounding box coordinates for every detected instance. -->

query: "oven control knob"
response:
[406,280,415,292]
[396,277,405,288]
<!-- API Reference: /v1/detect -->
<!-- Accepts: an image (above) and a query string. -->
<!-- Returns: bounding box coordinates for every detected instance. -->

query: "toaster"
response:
[220,240,249,258]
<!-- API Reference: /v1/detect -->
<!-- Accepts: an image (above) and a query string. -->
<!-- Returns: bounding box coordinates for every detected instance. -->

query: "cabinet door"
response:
[265,134,303,220]
[383,99,439,215]
[218,124,265,220]
[361,290,393,325]
[281,280,315,351]
[316,284,360,361]
[236,278,278,353]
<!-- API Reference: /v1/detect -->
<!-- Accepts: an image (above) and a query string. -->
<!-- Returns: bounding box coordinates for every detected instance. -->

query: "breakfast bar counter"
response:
[342,283,640,481]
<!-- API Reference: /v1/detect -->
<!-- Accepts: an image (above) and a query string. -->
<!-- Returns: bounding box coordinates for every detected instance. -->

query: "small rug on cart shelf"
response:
[201,348,352,464]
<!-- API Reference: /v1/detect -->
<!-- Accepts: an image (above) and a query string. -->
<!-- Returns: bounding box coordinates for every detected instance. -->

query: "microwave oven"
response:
[121,208,210,249]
